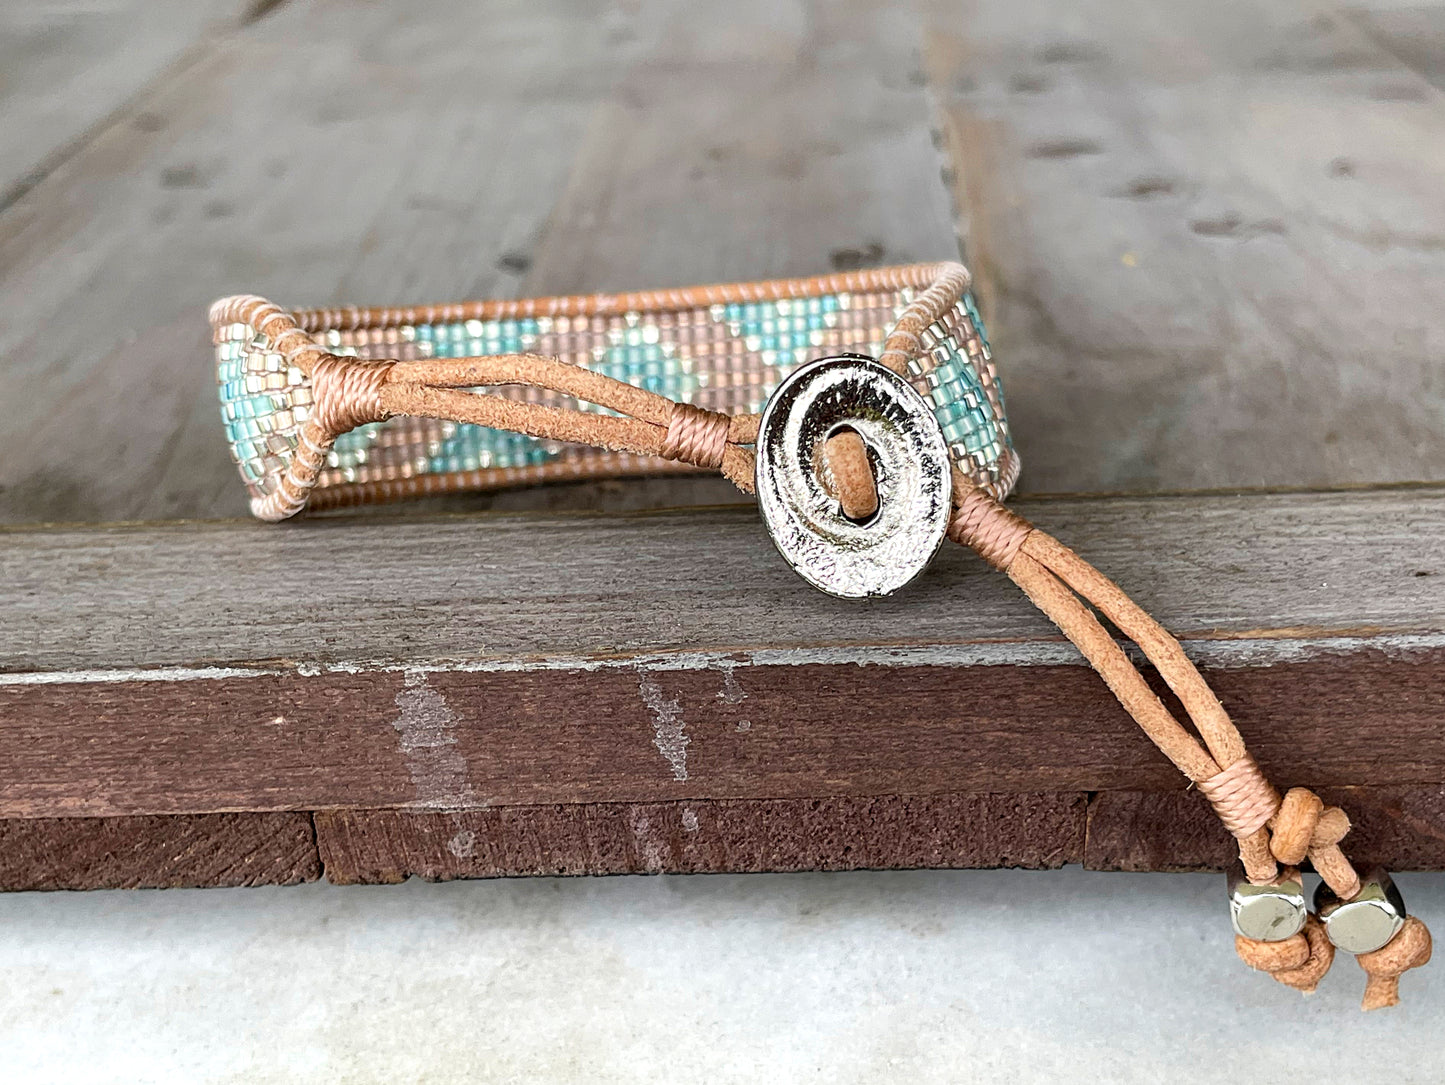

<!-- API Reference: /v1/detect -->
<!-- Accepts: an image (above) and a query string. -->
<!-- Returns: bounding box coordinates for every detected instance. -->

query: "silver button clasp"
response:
[755,355,952,598]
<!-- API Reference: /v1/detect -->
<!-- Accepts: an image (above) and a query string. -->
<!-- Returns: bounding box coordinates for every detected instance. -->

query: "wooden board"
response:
[2,0,1443,889]
[316,794,1089,884]
[3,487,1444,885]
[0,813,318,891]
[1085,784,1445,873]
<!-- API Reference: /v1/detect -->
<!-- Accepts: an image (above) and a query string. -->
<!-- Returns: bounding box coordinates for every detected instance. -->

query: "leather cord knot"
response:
[1236,914,1335,995]
[660,402,730,469]
[1198,755,1280,839]
[1270,786,1359,899]
[947,486,1032,571]
[310,355,395,437]
[1358,916,1432,1010]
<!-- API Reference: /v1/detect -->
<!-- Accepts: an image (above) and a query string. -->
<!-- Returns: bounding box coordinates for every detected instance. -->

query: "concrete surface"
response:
[0,867,1439,1083]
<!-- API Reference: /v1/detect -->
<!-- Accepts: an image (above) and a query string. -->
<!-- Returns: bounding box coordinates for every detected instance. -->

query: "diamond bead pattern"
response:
[215,288,1016,501]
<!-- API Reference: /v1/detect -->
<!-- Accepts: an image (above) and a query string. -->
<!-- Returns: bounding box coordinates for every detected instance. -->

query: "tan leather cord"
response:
[1021,531,1249,772]
[381,384,757,492]
[1006,550,1222,783]
[1270,787,1359,900]
[1268,788,1325,866]
[1236,914,1335,995]
[821,431,879,520]
[387,354,682,428]
[929,479,1436,1007]
[1357,917,1432,1010]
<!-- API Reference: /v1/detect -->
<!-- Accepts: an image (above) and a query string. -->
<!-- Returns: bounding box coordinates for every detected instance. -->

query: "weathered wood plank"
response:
[0,0,252,209]
[0,0,953,525]
[6,488,1443,675]
[5,0,1445,890]
[1,489,1442,824]
[927,0,1445,493]
[8,780,1441,890]
[16,0,1442,524]
[3,651,1441,819]
[317,793,1088,883]
[1350,4,1445,92]
[0,812,318,891]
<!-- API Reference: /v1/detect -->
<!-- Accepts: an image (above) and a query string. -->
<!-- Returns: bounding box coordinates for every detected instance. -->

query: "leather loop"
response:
[1358,916,1432,1010]
[1269,787,1325,865]
[1237,915,1335,995]
[1267,786,1359,898]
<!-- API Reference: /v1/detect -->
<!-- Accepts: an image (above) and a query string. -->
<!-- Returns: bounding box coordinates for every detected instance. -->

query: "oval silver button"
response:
[755,354,952,598]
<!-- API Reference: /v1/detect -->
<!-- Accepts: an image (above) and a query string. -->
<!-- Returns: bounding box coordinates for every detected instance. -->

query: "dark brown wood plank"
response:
[1085,785,1445,873]
[926,0,1445,493]
[0,812,318,890]
[4,651,1442,819]
[317,793,1087,883]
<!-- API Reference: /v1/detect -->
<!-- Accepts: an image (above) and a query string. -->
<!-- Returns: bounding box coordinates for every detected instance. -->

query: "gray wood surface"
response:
[2,0,1442,525]
[5,488,1443,674]
[929,0,1445,493]
[0,0,251,209]
[0,0,953,524]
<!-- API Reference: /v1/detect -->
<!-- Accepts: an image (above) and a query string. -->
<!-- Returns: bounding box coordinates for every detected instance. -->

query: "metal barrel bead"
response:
[1228,862,1308,942]
[1314,866,1407,954]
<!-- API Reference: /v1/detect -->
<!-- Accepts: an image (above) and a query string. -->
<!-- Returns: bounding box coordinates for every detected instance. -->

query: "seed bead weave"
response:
[215,265,1017,514]
[210,261,1428,1009]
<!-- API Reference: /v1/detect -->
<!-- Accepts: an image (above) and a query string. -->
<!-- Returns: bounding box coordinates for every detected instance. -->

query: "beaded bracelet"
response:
[210,261,1429,1008]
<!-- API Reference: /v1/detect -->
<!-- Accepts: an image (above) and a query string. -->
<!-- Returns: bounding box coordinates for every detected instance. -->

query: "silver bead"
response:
[1315,867,1406,954]
[1227,862,1308,942]
[755,354,952,598]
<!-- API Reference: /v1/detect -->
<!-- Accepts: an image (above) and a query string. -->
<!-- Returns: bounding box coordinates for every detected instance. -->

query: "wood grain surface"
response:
[3,0,1443,525]
[2,0,1442,889]
[0,813,318,891]
[0,0,953,524]
[7,488,1444,675]
[316,793,1090,884]
[927,0,1445,493]
[0,0,251,209]
[3,488,1444,884]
